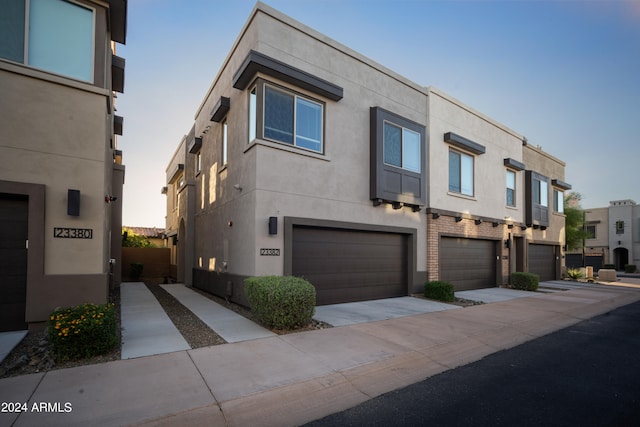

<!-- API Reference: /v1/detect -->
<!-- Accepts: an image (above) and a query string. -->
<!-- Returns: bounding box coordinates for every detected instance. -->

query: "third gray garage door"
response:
[291,226,408,305]
[440,237,497,291]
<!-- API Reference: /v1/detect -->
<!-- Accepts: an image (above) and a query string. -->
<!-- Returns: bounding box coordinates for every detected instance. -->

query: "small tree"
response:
[564,192,589,251]
[122,227,155,248]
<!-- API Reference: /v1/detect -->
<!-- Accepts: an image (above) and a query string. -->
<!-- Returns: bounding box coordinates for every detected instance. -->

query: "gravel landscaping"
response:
[0,280,329,379]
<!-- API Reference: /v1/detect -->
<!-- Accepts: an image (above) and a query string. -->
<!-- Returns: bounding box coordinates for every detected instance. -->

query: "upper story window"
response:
[449,150,474,196]
[525,171,550,227]
[222,120,228,166]
[586,225,596,239]
[506,170,516,207]
[249,81,324,154]
[0,0,95,82]
[195,151,202,174]
[533,176,548,207]
[553,189,564,213]
[616,220,624,234]
[383,122,421,173]
[370,107,426,208]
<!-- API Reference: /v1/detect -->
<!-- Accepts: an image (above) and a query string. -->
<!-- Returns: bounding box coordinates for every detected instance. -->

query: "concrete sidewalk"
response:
[2,283,639,427]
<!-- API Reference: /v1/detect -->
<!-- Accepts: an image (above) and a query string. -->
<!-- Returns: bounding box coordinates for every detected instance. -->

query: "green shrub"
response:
[130,262,143,280]
[48,303,118,361]
[625,264,637,273]
[511,272,539,291]
[244,276,316,329]
[424,281,455,302]
[566,268,585,281]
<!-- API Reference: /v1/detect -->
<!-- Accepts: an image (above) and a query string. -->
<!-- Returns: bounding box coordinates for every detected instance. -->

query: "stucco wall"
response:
[0,69,110,275]
[427,87,525,223]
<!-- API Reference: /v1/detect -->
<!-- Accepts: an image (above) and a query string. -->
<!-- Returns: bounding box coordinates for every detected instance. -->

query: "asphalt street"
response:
[305,301,640,427]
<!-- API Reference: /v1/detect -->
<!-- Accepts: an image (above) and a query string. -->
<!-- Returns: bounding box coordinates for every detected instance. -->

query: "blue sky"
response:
[117,0,640,227]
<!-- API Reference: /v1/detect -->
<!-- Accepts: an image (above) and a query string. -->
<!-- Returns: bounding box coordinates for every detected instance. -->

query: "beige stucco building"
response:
[0,0,127,331]
[568,199,639,272]
[165,3,569,306]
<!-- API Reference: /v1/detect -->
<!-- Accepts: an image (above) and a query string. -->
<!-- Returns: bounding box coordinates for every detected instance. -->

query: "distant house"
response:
[567,199,639,272]
[123,226,166,248]
[164,2,569,306]
[0,0,128,331]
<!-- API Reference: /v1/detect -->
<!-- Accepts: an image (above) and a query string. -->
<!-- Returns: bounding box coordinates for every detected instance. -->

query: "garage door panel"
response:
[440,237,496,291]
[292,226,408,305]
[529,244,556,281]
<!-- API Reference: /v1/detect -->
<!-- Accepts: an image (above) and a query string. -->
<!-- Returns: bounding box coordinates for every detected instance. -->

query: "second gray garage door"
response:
[440,237,497,291]
[528,244,557,282]
[292,226,408,305]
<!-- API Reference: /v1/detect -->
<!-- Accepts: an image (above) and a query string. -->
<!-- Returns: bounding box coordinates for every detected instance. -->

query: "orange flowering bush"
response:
[48,303,118,360]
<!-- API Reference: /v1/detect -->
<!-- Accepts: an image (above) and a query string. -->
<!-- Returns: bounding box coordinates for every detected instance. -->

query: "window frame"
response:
[222,119,228,166]
[553,189,564,213]
[1,0,96,83]
[616,221,624,235]
[382,121,421,173]
[448,148,474,197]
[506,169,516,207]
[586,225,596,239]
[248,79,325,154]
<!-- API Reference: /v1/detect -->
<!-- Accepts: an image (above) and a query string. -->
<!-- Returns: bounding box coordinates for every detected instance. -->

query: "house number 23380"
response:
[260,248,280,256]
[53,228,93,239]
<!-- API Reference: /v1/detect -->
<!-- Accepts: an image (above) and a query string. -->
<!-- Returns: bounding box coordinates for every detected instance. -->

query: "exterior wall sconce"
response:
[68,189,80,216]
[392,202,402,210]
[474,219,482,225]
[507,223,514,229]
[492,222,499,227]
[268,216,277,235]
[521,225,527,230]
[504,239,511,249]
[432,212,440,219]
[372,198,383,207]
[105,195,118,203]
[233,184,243,191]
[455,216,463,222]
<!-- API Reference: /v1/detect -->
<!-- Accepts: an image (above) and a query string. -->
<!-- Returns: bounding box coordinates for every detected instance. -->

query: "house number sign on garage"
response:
[260,248,280,256]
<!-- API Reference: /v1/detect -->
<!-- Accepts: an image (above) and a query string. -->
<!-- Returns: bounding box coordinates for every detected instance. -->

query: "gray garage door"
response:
[440,237,497,291]
[292,226,408,305]
[528,244,556,282]
[0,194,28,332]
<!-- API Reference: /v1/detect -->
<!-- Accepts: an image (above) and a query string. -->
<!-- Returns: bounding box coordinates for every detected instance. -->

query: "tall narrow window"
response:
[616,221,624,234]
[222,120,228,165]
[249,87,256,143]
[449,150,473,196]
[553,189,564,213]
[506,170,516,207]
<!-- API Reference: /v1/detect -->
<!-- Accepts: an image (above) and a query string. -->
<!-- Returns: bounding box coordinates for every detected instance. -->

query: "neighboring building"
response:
[568,200,639,271]
[164,2,568,306]
[0,0,128,331]
[123,226,167,248]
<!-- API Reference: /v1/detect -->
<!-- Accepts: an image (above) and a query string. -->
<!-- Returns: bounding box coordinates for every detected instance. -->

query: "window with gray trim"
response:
[553,189,564,213]
[0,0,95,82]
[506,169,516,207]
[249,80,324,153]
[449,149,474,196]
[525,171,550,227]
[370,107,426,207]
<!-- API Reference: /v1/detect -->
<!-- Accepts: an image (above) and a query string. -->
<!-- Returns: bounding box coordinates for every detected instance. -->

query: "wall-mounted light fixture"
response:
[521,225,527,231]
[475,219,482,225]
[432,212,440,219]
[455,216,463,222]
[372,198,383,207]
[268,216,277,235]
[233,184,243,192]
[492,222,499,227]
[68,189,80,216]
[105,195,118,203]
[392,202,402,210]
[504,239,511,249]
